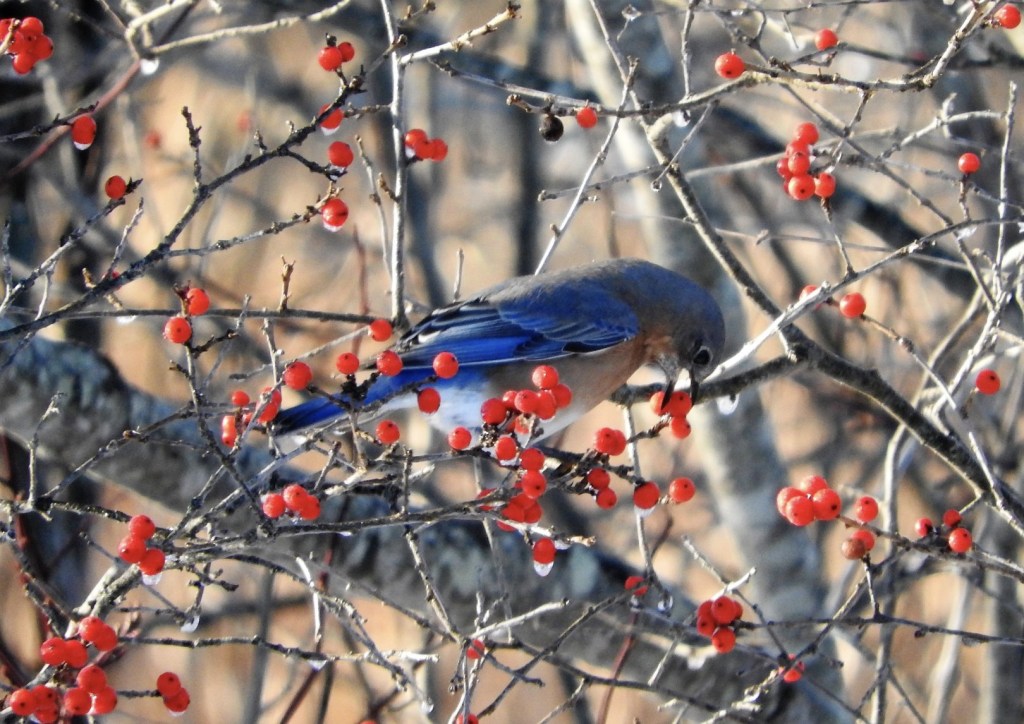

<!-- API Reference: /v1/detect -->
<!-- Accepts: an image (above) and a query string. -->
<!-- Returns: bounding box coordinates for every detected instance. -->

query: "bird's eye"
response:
[692,345,713,367]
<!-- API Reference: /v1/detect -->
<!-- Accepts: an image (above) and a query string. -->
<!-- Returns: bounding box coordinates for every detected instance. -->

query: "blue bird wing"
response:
[395,285,640,368]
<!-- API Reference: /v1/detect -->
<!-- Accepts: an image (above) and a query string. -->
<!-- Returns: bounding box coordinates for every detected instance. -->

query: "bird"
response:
[272,258,725,440]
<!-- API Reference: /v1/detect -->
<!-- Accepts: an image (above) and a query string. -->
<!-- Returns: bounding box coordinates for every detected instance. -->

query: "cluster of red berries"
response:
[116,514,166,576]
[650,388,695,440]
[262,483,321,521]
[1,16,53,75]
[155,671,191,714]
[448,364,574,451]
[776,475,842,526]
[221,386,283,446]
[840,495,879,560]
[777,122,835,201]
[404,128,448,162]
[317,40,356,72]
[624,575,649,597]
[7,618,123,720]
[162,286,211,345]
[915,509,973,553]
[694,595,743,654]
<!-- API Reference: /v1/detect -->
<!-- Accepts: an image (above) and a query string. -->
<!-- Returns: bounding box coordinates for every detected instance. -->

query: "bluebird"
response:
[273,258,725,440]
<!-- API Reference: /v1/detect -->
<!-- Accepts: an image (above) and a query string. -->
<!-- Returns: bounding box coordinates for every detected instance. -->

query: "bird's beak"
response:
[657,358,682,413]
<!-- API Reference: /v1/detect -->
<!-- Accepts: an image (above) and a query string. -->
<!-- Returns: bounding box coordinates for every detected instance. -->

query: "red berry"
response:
[8,688,36,717]
[520,470,547,498]
[576,106,598,128]
[328,141,355,168]
[77,664,108,694]
[784,495,815,526]
[77,616,105,642]
[793,122,820,145]
[914,516,934,537]
[839,292,866,318]
[335,352,360,375]
[711,626,736,653]
[64,639,88,668]
[262,492,286,518]
[376,349,402,376]
[519,447,545,471]
[163,687,191,713]
[776,157,793,180]
[995,4,1022,28]
[64,687,92,716]
[317,104,343,133]
[942,508,962,528]
[318,45,344,71]
[39,636,68,666]
[162,315,192,344]
[104,175,127,200]
[337,41,355,62]
[417,387,441,414]
[811,488,841,520]
[139,547,165,576]
[587,468,611,490]
[11,52,36,75]
[786,140,811,157]
[20,17,45,35]
[851,528,876,552]
[958,152,981,174]
[283,361,313,390]
[184,287,210,316]
[531,364,559,389]
[404,128,428,148]
[532,538,556,564]
[593,427,627,456]
[815,28,839,50]
[550,382,573,408]
[297,496,321,520]
[669,477,696,503]
[787,174,815,200]
[220,413,238,447]
[375,419,400,444]
[425,138,448,161]
[433,351,459,378]
[814,172,837,199]
[283,483,308,511]
[796,475,829,495]
[230,390,250,407]
[948,527,973,553]
[448,426,472,450]
[71,115,97,149]
[714,52,745,79]
[787,152,811,176]
[90,686,117,715]
[89,624,119,652]
[321,198,349,230]
[156,672,182,697]
[466,638,486,660]
[650,390,693,417]
[117,534,147,564]
[776,486,804,516]
[512,389,540,415]
[669,415,692,439]
[493,435,518,461]
[368,318,392,341]
[480,397,508,425]
[975,368,1001,395]
[710,596,738,625]
[854,496,879,523]
[595,487,618,509]
[633,482,661,510]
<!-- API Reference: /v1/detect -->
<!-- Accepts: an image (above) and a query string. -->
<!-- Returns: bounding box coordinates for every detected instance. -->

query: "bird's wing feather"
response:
[396,285,638,367]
